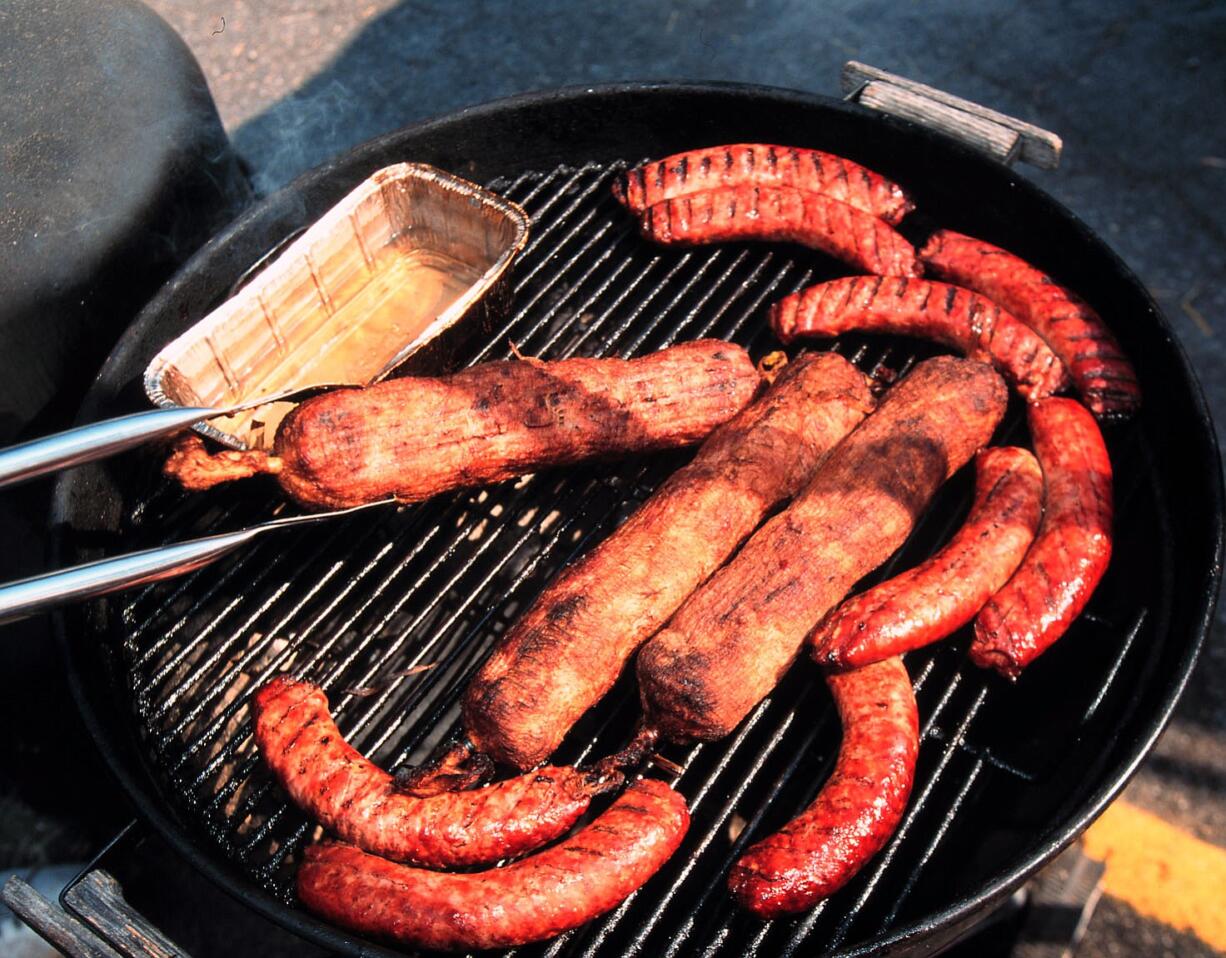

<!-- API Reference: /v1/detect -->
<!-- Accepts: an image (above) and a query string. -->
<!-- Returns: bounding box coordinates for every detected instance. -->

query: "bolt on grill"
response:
[111,160,1165,957]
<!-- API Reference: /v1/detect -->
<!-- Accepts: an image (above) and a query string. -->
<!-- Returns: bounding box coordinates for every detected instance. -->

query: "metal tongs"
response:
[0,390,392,627]
[0,163,531,629]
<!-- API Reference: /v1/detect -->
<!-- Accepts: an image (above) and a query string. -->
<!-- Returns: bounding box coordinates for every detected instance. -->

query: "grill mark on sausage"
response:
[835,156,850,189]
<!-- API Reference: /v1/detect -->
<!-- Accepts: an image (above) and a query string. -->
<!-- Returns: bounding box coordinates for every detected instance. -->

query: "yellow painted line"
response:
[1082,799,1226,950]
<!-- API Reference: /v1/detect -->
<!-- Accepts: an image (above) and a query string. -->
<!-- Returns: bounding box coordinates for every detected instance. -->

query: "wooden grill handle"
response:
[842,61,1063,169]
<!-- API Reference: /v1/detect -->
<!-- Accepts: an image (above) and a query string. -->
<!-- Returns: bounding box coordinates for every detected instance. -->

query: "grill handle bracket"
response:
[841,61,1062,169]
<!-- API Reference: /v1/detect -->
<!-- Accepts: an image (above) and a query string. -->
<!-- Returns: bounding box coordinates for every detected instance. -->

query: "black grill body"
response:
[50,84,1222,958]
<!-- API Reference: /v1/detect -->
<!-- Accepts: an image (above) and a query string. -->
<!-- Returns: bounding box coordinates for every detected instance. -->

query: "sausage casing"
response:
[638,186,920,278]
[637,356,1007,743]
[728,656,918,917]
[813,446,1043,670]
[464,352,875,770]
[919,230,1140,419]
[252,678,614,868]
[771,276,1069,401]
[612,144,914,224]
[971,398,1113,678]
[296,779,689,951]
[166,340,761,509]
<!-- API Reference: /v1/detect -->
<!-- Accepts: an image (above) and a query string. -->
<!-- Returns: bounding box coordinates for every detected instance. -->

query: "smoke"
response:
[237,77,378,196]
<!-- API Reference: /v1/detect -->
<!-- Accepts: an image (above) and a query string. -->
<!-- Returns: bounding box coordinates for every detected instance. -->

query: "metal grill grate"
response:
[110,161,1165,957]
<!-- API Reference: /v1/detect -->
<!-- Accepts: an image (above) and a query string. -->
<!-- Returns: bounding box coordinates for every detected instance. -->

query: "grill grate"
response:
[111,161,1165,957]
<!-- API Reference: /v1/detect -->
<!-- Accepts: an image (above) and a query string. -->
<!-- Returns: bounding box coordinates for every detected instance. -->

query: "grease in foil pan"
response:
[144,163,530,450]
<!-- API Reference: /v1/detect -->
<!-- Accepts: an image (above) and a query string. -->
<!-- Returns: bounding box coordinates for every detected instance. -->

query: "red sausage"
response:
[728,657,918,918]
[771,276,1070,401]
[813,446,1043,670]
[297,779,690,951]
[639,185,920,278]
[919,230,1140,419]
[612,144,914,224]
[971,399,1113,678]
[252,678,618,868]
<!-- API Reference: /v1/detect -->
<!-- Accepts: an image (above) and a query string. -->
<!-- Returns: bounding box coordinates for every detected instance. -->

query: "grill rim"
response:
[47,80,1224,957]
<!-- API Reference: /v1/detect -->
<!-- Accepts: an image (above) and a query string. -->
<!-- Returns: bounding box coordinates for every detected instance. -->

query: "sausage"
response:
[251,677,619,868]
[612,144,914,225]
[771,276,1070,401]
[812,446,1043,670]
[296,779,689,951]
[637,356,1007,743]
[462,352,875,771]
[919,230,1140,420]
[971,398,1113,678]
[164,340,761,509]
[638,186,920,278]
[728,656,918,918]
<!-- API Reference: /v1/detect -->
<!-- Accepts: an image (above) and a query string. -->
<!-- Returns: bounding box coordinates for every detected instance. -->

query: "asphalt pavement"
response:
[7,1,1225,955]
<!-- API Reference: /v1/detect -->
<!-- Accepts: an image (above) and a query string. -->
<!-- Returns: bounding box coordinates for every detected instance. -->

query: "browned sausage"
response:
[251,677,619,868]
[296,779,689,951]
[728,656,918,918]
[637,356,1007,743]
[971,398,1113,678]
[164,340,761,509]
[771,276,1069,401]
[919,230,1140,420]
[612,144,914,224]
[812,446,1043,670]
[462,352,875,771]
[638,186,920,278]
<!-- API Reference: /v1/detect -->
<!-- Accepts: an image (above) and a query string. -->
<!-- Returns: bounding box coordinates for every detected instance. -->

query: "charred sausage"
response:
[813,446,1043,670]
[771,276,1069,401]
[637,357,1007,743]
[296,779,689,951]
[462,352,875,771]
[612,144,914,225]
[638,186,920,278]
[971,398,1113,678]
[251,677,619,868]
[919,230,1140,419]
[165,340,761,509]
[728,656,918,918]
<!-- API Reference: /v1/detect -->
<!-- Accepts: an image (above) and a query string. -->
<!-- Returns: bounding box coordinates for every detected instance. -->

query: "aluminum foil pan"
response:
[144,163,530,450]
